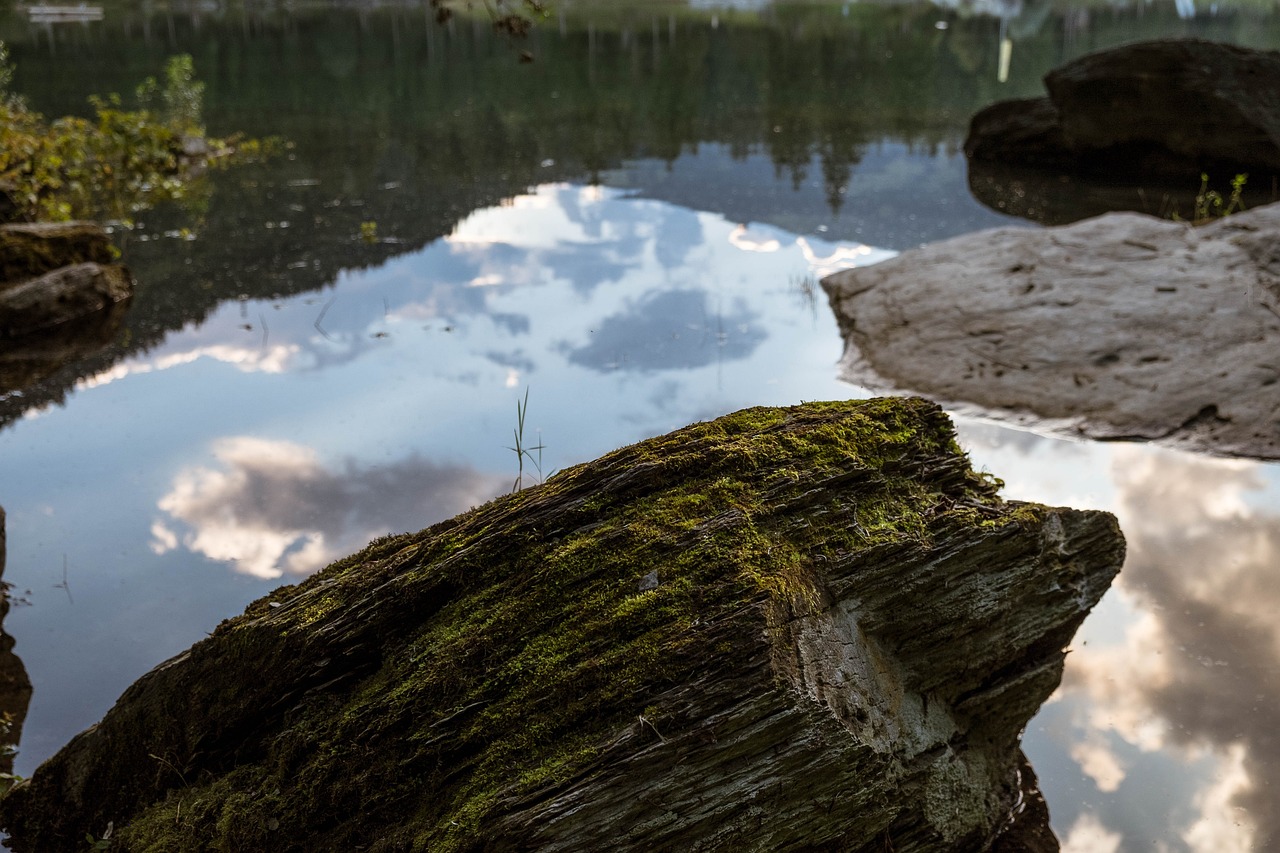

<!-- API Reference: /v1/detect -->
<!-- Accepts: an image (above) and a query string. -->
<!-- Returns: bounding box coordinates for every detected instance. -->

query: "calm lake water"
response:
[2,0,1280,849]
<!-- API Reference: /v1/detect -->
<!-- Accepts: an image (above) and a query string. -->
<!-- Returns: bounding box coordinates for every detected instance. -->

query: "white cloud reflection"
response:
[1061,813,1123,853]
[1057,446,1280,849]
[1069,734,1128,793]
[152,437,505,579]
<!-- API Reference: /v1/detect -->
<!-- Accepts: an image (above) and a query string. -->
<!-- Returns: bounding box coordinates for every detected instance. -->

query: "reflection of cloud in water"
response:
[728,223,781,253]
[561,289,766,373]
[152,437,505,579]
[795,236,892,278]
[485,349,536,374]
[654,205,703,270]
[1061,447,1280,849]
[75,343,303,392]
[954,418,1063,457]
[1069,734,1127,792]
[1060,813,1123,853]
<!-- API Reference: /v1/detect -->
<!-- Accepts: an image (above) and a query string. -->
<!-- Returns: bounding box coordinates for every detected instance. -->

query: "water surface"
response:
[2,1,1279,850]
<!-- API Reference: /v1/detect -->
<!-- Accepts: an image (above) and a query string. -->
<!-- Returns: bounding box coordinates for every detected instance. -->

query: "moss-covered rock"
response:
[0,398,1124,852]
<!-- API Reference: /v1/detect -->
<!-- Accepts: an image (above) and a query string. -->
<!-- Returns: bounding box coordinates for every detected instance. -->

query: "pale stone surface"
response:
[822,204,1280,460]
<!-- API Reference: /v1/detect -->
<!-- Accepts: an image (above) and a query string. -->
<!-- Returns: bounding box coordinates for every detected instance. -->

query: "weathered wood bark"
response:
[822,205,1280,461]
[0,399,1124,852]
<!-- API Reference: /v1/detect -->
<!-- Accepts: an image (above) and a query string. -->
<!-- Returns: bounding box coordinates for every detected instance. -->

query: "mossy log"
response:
[0,398,1124,852]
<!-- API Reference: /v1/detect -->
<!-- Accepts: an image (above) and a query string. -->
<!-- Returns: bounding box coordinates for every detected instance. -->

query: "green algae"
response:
[3,398,1008,853]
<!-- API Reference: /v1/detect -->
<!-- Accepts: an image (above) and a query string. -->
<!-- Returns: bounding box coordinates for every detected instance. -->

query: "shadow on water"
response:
[0,508,32,779]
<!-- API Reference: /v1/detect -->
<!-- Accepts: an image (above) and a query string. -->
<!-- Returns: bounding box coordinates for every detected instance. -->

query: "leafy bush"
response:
[0,46,273,224]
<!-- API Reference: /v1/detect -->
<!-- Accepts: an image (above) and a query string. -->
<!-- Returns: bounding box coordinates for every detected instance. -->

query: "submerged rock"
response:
[966,39,1280,189]
[0,399,1124,852]
[0,222,133,338]
[822,205,1280,460]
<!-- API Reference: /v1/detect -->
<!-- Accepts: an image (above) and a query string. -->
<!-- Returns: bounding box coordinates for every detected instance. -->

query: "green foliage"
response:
[1192,172,1248,223]
[507,387,545,491]
[359,220,379,243]
[135,54,206,137]
[0,711,21,797]
[0,42,16,105]
[84,821,113,851]
[0,45,272,225]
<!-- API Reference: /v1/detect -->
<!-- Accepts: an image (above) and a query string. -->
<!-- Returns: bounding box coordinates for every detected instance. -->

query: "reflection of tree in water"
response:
[1063,448,1280,849]
[0,507,33,778]
[1,0,1275,432]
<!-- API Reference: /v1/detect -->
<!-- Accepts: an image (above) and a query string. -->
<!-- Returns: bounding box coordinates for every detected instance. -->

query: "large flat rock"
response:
[0,399,1123,852]
[822,205,1280,460]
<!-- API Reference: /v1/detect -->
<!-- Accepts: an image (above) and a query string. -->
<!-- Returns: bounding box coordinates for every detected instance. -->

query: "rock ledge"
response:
[0,399,1123,852]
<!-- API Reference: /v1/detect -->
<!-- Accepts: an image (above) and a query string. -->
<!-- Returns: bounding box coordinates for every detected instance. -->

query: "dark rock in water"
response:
[0,399,1124,852]
[965,159,1201,227]
[964,98,1073,171]
[822,204,1280,461]
[0,222,133,338]
[0,298,129,398]
[966,39,1280,187]
[0,222,116,281]
[0,507,33,780]
[0,262,132,338]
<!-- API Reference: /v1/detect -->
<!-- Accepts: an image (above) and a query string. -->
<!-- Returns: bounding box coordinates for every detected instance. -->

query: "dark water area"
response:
[1,0,1280,849]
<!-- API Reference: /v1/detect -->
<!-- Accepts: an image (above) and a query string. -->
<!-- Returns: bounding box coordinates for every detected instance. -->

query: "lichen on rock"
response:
[0,398,1124,852]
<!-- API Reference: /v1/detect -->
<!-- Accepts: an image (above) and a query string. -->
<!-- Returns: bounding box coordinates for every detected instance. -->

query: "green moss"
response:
[49,399,1004,853]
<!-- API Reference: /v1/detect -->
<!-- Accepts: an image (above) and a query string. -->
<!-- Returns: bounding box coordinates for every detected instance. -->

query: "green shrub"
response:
[0,47,274,224]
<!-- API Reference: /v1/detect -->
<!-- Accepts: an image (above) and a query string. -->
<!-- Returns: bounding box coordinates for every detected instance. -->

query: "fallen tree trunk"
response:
[0,398,1124,852]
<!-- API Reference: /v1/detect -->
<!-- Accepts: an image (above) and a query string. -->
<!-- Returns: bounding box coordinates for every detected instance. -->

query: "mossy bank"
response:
[0,397,1125,852]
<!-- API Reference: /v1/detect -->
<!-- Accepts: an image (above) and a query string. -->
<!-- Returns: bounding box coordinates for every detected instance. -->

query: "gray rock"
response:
[0,222,133,338]
[0,222,116,282]
[822,204,1280,460]
[0,399,1122,852]
[0,506,33,780]
[966,39,1280,183]
[0,262,133,338]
